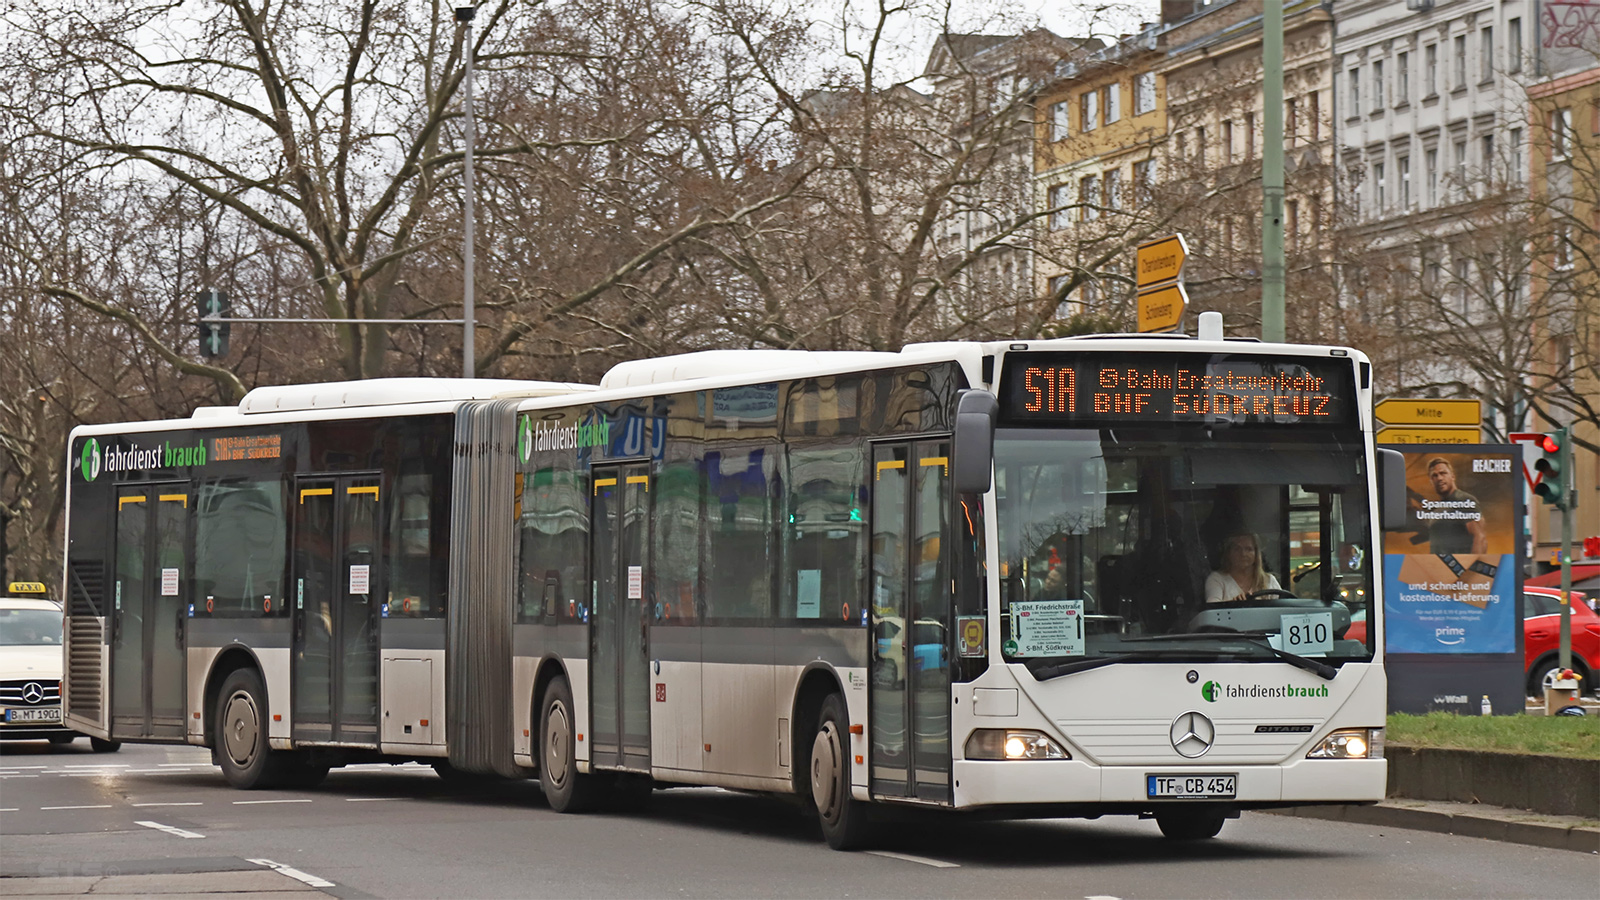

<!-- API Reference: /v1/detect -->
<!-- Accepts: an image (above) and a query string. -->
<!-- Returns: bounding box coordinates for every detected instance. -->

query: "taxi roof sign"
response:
[8,581,48,594]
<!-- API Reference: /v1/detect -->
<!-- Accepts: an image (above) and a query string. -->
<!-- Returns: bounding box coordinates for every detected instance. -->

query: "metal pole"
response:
[457,6,477,379]
[1261,0,1286,343]
[1558,429,1574,672]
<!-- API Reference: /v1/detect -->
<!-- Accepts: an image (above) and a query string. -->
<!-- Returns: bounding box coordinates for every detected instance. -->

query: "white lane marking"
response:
[158,763,202,767]
[136,820,205,839]
[345,797,400,802]
[0,775,40,779]
[62,763,129,768]
[233,798,313,805]
[0,808,17,812]
[1086,896,1124,900]
[132,802,204,807]
[126,769,185,773]
[248,858,335,888]
[864,850,960,869]
[1,765,47,769]
[41,805,114,810]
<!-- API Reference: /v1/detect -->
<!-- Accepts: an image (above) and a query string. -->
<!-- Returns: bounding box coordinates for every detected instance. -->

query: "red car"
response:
[1343,587,1599,695]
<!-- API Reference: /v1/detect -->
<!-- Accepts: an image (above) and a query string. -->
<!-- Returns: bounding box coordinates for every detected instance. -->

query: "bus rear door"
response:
[589,463,652,773]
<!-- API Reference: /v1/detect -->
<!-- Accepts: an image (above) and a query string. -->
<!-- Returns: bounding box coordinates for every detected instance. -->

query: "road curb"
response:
[1265,803,1600,854]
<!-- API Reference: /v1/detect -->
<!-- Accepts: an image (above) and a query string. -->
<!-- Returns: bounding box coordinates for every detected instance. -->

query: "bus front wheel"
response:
[539,675,600,813]
[216,668,283,789]
[811,694,873,850]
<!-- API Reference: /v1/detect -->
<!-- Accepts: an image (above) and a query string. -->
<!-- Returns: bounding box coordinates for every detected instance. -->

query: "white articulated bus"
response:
[63,322,1401,848]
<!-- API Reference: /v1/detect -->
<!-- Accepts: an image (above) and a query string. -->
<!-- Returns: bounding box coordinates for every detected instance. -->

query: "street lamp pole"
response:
[456,5,477,379]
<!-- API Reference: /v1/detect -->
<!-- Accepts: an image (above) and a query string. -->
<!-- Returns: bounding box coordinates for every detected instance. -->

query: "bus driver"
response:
[1204,532,1281,603]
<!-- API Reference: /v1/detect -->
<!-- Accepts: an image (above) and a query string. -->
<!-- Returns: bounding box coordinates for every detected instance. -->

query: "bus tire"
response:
[89,737,121,753]
[1155,807,1227,840]
[811,693,872,850]
[539,675,599,813]
[216,668,284,789]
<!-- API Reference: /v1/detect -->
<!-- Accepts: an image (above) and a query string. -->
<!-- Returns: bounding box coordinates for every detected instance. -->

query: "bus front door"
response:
[110,484,189,741]
[589,463,652,773]
[869,441,953,804]
[291,476,382,745]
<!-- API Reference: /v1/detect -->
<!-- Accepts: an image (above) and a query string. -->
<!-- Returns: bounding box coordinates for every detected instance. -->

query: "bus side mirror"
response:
[1377,447,1407,530]
[953,389,997,494]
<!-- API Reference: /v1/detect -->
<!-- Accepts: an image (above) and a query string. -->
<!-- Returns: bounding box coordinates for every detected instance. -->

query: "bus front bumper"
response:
[950,758,1387,809]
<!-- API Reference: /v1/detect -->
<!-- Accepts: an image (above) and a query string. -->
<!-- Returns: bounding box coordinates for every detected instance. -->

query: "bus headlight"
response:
[1307,728,1383,759]
[964,729,1071,760]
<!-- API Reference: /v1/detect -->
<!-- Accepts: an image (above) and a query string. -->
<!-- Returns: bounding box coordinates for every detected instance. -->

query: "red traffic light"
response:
[1539,434,1561,453]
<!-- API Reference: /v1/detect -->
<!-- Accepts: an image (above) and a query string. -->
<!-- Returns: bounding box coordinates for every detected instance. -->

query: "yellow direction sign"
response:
[1136,234,1188,288]
[1137,282,1188,333]
[1374,398,1481,427]
[1375,427,1481,445]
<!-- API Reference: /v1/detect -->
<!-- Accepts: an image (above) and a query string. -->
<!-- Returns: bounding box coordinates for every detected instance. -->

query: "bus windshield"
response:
[995,428,1374,673]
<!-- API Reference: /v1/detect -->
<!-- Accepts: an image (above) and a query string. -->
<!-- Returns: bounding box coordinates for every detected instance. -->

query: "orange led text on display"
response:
[1011,359,1340,423]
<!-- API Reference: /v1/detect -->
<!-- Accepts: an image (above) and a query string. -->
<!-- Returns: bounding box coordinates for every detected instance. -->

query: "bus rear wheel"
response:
[539,675,600,813]
[1155,807,1228,840]
[811,694,872,850]
[89,737,121,753]
[216,668,285,789]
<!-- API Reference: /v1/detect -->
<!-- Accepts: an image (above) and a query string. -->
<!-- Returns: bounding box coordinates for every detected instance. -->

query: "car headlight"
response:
[1307,728,1383,759]
[964,729,1071,760]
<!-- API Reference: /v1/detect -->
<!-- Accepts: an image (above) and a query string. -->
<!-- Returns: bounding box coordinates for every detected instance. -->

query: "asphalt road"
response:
[1,741,1594,899]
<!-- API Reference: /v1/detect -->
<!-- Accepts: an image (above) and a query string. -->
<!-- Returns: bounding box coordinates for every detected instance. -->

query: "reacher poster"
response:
[1382,448,1519,654]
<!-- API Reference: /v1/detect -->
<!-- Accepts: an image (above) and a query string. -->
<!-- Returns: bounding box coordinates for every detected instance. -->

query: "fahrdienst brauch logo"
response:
[1201,680,1329,702]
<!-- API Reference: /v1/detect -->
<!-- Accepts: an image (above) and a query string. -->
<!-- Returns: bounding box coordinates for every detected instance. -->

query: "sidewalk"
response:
[1266,798,1600,854]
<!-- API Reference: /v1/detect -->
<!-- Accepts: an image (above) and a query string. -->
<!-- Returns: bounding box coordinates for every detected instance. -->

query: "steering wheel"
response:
[1245,588,1299,602]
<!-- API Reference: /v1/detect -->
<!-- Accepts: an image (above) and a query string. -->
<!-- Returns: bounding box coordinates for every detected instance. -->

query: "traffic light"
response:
[197,289,230,358]
[1584,535,1600,560]
[1532,429,1568,509]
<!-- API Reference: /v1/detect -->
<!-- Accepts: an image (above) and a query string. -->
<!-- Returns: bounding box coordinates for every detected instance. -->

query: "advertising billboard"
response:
[1380,445,1524,714]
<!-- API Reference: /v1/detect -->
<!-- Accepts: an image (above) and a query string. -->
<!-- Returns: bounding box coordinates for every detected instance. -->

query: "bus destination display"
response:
[999,352,1356,427]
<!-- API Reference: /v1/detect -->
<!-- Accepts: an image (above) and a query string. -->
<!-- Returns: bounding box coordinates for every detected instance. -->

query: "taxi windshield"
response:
[0,609,64,646]
[995,428,1374,672]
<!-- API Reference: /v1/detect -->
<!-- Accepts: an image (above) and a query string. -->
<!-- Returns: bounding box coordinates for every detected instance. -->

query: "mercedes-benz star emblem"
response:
[21,682,45,704]
[1170,710,1215,758]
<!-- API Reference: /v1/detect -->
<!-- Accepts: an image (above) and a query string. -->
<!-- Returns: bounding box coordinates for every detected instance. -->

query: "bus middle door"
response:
[869,440,953,804]
[292,475,382,746]
[589,463,652,773]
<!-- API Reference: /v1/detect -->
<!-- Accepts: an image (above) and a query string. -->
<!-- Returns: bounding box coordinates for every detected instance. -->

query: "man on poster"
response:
[1423,457,1487,554]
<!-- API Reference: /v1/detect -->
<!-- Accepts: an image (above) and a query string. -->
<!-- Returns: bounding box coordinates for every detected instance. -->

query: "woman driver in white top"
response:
[1204,532,1280,603]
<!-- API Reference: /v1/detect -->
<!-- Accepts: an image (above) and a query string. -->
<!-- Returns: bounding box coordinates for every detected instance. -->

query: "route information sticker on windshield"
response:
[1009,599,1085,657]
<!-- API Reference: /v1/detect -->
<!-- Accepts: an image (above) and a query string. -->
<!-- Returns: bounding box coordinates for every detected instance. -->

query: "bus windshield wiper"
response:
[1027,648,1231,681]
[1121,632,1338,680]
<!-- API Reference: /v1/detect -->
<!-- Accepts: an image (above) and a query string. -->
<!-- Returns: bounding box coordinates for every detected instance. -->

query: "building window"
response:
[1399,156,1411,209]
[1555,225,1574,269]
[1104,83,1121,124]
[1309,91,1320,141]
[1080,175,1099,221]
[1551,107,1572,160]
[1050,101,1070,142]
[1425,43,1437,96]
[1245,112,1255,158]
[1049,274,1076,318]
[1132,159,1155,203]
[1348,68,1360,116]
[1508,18,1522,74]
[1196,125,1207,166]
[1480,28,1493,83]
[1104,167,1123,210]
[1453,34,1467,90]
[1285,198,1299,249]
[1453,139,1467,197]
[1222,119,1234,162]
[1286,97,1298,144]
[1453,258,1470,313]
[1397,51,1409,105]
[1176,130,1187,159]
[1134,72,1156,115]
[1372,60,1384,112]
[1425,147,1438,206]
[1082,90,1098,131]
[1373,161,1386,213]
[1048,183,1071,230]
[1481,134,1495,180]
[1509,127,1523,181]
